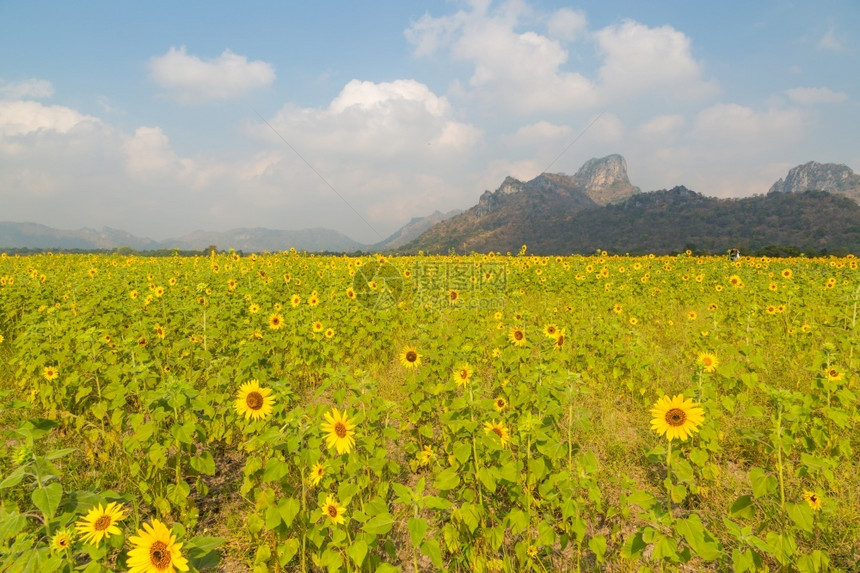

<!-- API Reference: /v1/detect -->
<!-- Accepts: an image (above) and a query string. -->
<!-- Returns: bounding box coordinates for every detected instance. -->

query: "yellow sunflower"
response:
[453,363,473,386]
[75,502,126,545]
[321,408,356,455]
[399,347,421,369]
[543,324,559,338]
[126,519,188,573]
[802,490,822,511]
[324,327,335,338]
[320,495,346,526]
[234,380,275,421]
[697,353,719,373]
[308,462,325,486]
[51,528,73,552]
[824,368,844,382]
[493,397,507,412]
[312,321,324,333]
[43,366,59,381]
[508,327,526,347]
[650,394,705,441]
[553,331,565,350]
[268,313,284,330]
[416,445,434,466]
[483,420,510,447]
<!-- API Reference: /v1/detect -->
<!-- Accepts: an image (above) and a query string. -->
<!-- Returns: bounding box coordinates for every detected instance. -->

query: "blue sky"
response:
[1,0,857,243]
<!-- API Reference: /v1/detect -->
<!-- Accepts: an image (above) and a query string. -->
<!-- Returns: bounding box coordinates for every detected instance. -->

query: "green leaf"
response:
[0,466,27,489]
[16,418,58,442]
[408,517,428,546]
[507,508,529,535]
[672,459,695,484]
[786,502,814,533]
[421,538,443,569]
[434,466,460,491]
[0,510,27,541]
[423,495,452,510]
[498,461,519,483]
[44,448,76,460]
[187,536,224,570]
[621,531,646,560]
[453,441,472,464]
[730,495,755,519]
[363,513,395,535]
[732,548,758,572]
[749,467,777,499]
[262,458,289,482]
[477,467,496,492]
[675,514,720,561]
[652,533,679,562]
[347,539,368,567]
[588,535,607,563]
[279,497,301,527]
[277,539,300,566]
[626,490,656,510]
[796,550,830,573]
[460,502,481,534]
[32,482,62,519]
[190,451,216,475]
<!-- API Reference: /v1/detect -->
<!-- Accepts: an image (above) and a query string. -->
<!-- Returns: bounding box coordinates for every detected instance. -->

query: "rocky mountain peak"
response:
[769,161,860,203]
[570,154,639,205]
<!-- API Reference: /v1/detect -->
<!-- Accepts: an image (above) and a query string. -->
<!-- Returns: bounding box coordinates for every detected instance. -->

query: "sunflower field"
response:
[0,250,857,572]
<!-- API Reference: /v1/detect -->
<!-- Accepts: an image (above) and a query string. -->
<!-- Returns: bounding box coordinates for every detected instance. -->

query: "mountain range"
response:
[2,157,859,255]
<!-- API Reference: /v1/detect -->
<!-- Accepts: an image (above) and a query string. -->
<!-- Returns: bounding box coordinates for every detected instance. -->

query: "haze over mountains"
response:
[3,157,859,255]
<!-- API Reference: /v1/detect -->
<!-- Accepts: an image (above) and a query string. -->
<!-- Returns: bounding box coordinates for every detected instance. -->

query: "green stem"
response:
[665,440,673,516]
[775,410,785,510]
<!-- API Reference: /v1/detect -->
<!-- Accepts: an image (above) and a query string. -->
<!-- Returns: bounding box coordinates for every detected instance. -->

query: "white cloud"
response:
[0,100,97,137]
[692,103,806,147]
[406,5,715,114]
[122,127,179,174]
[330,79,449,116]
[546,8,587,42]
[265,79,482,158]
[785,86,848,105]
[594,20,717,100]
[817,26,846,52]
[637,114,685,138]
[513,121,571,142]
[148,46,275,103]
[0,78,54,99]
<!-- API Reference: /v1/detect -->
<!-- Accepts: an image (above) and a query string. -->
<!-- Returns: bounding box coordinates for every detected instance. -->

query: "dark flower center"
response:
[459,369,468,379]
[492,427,503,438]
[93,515,111,531]
[334,422,347,438]
[327,504,338,518]
[405,351,417,362]
[149,541,171,569]
[514,330,524,340]
[665,408,687,427]
[246,391,264,410]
